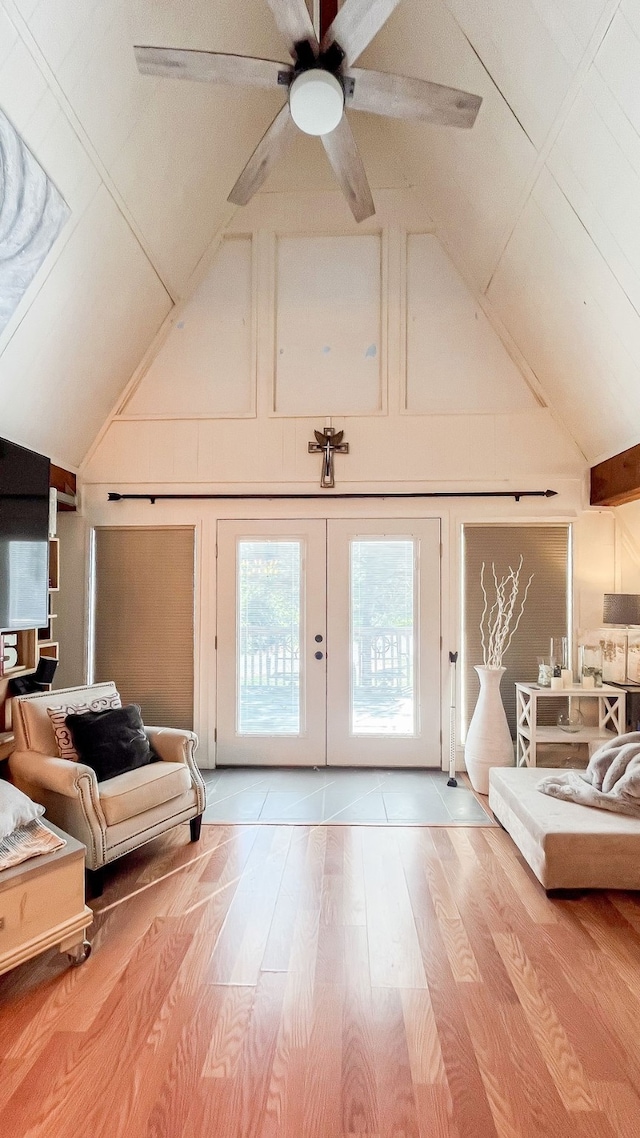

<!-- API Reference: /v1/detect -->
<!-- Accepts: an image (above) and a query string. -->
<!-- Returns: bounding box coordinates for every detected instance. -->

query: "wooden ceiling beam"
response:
[319,0,339,41]
[590,443,640,506]
[50,463,77,512]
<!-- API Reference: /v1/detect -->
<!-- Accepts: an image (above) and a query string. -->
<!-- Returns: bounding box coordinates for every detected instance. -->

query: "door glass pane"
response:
[237,540,301,734]
[350,539,415,735]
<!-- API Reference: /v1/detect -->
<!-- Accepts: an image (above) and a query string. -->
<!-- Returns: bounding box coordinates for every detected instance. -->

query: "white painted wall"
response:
[54,512,90,691]
[614,500,640,595]
[74,211,615,767]
[85,215,582,488]
[74,489,617,769]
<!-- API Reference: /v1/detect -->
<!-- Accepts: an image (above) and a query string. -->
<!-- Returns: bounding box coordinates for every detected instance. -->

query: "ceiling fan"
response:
[135,0,482,223]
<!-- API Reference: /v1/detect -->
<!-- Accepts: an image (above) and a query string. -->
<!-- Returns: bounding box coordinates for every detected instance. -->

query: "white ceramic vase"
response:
[464,665,514,794]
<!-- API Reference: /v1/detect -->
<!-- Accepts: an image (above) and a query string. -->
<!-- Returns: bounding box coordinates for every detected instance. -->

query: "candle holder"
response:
[579,643,603,688]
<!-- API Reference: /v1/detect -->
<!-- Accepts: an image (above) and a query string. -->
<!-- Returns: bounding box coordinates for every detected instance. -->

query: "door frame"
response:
[215,515,442,768]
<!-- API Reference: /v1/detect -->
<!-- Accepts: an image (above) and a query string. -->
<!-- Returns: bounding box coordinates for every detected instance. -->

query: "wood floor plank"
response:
[435,833,518,1004]
[208,827,287,984]
[228,829,293,985]
[493,931,595,1113]
[400,987,447,1087]
[424,856,483,984]
[260,827,311,973]
[3,821,640,1137]
[498,1000,575,1137]
[460,982,562,1138]
[201,985,257,1078]
[302,982,344,1138]
[372,985,420,1137]
[414,1083,460,1138]
[342,826,367,927]
[593,1080,640,1138]
[398,835,500,1138]
[481,829,559,925]
[512,917,634,1084]
[342,925,379,1135]
[362,828,426,989]
[1,916,195,1136]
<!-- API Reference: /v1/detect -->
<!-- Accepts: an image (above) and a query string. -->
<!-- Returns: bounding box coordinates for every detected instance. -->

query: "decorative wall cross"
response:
[308,427,349,488]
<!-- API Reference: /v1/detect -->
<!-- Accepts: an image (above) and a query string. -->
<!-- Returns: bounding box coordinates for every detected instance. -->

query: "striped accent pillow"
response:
[47,694,122,761]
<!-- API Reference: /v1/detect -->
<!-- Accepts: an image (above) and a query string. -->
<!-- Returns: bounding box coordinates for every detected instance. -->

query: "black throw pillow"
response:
[66,704,155,782]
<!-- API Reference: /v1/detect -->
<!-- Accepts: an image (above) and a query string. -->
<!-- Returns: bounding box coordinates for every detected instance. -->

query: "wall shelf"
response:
[1,629,38,678]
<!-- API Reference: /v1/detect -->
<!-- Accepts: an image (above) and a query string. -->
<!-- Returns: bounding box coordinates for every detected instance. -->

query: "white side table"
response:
[515,683,626,768]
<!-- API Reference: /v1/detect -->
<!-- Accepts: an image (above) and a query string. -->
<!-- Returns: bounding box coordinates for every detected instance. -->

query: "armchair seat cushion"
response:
[99,761,191,827]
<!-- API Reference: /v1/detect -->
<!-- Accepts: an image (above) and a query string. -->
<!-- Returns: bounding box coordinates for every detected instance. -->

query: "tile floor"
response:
[200,767,493,825]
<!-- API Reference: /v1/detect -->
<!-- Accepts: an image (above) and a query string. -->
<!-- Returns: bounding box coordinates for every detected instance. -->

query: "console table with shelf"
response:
[606,682,640,733]
[515,683,626,768]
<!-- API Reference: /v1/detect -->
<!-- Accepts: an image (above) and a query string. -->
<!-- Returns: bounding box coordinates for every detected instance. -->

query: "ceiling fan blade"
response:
[265,0,318,56]
[134,46,292,89]
[347,67,482,128]
[321,116,375,223]
[320,0,401,65]
[228,103,297,206]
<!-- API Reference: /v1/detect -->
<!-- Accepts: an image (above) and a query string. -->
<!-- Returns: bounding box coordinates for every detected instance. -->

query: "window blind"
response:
[462,525,570,737]
[93,527,195,730]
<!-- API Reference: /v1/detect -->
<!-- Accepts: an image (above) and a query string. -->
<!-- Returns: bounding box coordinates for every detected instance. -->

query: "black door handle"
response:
[314,650,324,660]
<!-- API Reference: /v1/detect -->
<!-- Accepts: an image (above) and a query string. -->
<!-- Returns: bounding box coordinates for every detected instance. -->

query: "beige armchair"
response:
[9,683,206,895]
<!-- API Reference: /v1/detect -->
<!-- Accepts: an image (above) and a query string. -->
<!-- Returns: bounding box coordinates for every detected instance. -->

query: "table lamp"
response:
[603,594,640,684]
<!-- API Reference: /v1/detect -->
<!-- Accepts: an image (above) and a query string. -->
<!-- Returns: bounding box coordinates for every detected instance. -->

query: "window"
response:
[93,527,195,729]
[462,525,571,737]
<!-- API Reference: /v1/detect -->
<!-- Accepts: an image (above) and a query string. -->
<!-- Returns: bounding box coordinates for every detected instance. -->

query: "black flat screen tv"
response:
[0,437,50,632]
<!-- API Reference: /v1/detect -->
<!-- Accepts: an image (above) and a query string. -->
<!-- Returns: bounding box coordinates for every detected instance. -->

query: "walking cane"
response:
[448,651,458,787]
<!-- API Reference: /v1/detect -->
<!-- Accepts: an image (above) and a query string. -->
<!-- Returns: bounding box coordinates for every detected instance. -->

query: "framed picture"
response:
[577,629,607,686]
[601,631,627,683]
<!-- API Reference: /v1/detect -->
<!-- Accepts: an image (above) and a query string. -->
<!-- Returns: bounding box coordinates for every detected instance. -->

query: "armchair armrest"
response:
[145,727,206,815]
[9,750,98,798]
[145,727,198,766]
[8,750,108,869]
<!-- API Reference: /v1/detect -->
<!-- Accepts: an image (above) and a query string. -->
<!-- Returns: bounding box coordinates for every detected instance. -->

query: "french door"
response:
[216,519,441,767]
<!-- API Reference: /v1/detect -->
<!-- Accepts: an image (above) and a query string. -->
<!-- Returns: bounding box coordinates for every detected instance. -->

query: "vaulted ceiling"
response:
[1,0,639,470]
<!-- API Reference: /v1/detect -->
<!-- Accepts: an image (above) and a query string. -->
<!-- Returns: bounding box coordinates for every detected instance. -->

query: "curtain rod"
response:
[108,490,557,504]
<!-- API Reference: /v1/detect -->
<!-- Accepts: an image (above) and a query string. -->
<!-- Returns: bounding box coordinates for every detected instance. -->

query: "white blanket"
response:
[539,732,640,817]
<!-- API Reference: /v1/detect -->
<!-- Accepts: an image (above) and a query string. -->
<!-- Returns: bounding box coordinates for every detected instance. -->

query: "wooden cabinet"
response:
[0,823,92,976]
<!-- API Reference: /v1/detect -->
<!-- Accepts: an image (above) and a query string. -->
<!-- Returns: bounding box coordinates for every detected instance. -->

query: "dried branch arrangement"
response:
[480,555,534,668]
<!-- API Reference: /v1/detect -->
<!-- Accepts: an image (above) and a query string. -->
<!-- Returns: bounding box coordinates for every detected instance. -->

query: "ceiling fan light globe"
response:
[289,69,344,135]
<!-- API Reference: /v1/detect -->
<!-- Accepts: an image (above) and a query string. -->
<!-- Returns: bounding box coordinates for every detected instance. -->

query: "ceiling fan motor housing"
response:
[289,67,345,135]
[135,0,482,222]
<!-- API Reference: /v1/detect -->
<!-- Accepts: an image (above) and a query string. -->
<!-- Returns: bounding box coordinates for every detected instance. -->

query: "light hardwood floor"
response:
[2,821,640,1136]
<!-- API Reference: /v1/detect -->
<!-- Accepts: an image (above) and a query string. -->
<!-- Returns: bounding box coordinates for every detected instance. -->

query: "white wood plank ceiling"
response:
[0,0,638,466]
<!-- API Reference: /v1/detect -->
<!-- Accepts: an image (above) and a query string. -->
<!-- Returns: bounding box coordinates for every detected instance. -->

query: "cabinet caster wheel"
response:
[67,940,92,966]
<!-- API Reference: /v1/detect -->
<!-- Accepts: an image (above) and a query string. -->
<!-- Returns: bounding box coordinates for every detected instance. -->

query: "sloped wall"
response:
[84,214,584,490]
[0,4,172,467]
